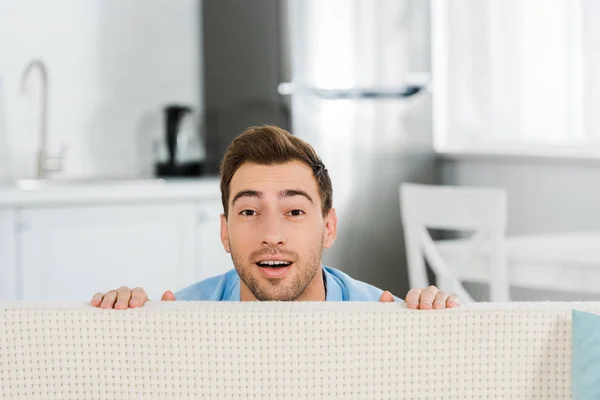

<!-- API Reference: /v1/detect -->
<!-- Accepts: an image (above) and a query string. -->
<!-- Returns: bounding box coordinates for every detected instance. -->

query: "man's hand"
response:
[402,285,460,310]
[378,285,460,310]
[90,287,176,309]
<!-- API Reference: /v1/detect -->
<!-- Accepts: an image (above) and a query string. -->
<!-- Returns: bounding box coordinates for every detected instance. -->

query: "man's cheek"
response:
[295,228,323,248]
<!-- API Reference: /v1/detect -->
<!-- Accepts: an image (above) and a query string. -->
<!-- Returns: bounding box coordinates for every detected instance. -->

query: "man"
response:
[91,125,460,310]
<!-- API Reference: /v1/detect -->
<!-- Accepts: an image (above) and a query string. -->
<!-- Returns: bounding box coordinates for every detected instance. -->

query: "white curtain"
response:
[435,0,600,150]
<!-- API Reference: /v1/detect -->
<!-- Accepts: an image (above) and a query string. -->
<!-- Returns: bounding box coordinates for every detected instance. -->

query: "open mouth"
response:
[256,261,292,268]
[256,260,294,279]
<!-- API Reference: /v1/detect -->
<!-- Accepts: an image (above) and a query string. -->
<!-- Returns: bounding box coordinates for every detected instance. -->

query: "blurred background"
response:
[2,0,600,303]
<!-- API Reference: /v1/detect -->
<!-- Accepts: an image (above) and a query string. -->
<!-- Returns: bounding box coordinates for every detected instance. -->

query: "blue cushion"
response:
[572,309,600,399]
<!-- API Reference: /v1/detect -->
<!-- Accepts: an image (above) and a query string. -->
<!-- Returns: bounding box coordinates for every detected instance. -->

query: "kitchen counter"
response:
[0,177,221,207]
[0,176,230,302]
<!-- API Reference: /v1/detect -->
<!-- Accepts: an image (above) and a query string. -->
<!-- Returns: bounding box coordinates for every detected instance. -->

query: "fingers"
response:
[404,285,463,310]
[447,294,461,308]
[405,288,423,309]
[129,287,149,308]
[417,285,438,310]
[378,291,395,303]
[433,290,450,310]
[100,289,118,309]
[161,290,176,301]
[93,286,167,309]
[90,292,104,307]
[114,286,132,310]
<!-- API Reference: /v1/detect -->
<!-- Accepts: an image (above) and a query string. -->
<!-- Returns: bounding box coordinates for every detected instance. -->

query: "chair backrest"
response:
[400,183,509,302]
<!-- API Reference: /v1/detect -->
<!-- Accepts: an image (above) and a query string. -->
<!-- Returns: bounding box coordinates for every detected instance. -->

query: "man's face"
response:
[220,160,337,301]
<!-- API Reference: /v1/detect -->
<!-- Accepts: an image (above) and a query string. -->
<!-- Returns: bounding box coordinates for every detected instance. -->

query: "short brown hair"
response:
[219,125,332,217]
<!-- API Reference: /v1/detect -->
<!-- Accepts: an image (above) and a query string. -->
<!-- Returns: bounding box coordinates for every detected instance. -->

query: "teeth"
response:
[258,260,290,266]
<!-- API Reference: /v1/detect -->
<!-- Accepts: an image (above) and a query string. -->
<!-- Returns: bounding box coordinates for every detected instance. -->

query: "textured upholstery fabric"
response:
[1,301,598,399]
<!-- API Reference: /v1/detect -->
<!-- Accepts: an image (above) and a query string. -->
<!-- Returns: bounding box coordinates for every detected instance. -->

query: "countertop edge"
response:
[0,178,222,208]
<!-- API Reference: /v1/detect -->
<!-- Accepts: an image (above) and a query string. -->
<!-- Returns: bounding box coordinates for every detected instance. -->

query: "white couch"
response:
[1,301,596,399]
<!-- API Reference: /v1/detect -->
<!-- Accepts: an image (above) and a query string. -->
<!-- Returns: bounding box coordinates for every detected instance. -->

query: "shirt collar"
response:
[323,266,343,301]
[228,279,241,301]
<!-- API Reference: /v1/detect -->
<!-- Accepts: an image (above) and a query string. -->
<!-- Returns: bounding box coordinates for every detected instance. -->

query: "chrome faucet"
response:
[20,59,66,179]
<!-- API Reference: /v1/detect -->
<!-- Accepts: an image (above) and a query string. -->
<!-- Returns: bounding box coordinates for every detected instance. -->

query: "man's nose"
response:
[261,215,287,247]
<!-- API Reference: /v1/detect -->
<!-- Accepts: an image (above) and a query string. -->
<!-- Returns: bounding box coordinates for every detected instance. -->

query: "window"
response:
[432,0,600,158]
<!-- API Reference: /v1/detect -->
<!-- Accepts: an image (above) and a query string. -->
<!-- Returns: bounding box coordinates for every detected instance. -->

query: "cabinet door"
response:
[18,203,196,301]
[0,209,17,301]
[194,201,233,281]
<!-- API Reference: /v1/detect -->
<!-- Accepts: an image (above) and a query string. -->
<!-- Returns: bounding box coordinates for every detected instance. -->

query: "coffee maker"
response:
[154,104,206,178]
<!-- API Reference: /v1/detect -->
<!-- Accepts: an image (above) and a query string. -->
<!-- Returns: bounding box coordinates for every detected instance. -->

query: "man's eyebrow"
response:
[231,190,263,206]
[279,189,314,203]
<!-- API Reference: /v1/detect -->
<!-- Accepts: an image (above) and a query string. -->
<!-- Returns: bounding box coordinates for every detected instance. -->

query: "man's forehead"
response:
[230,161,317,192]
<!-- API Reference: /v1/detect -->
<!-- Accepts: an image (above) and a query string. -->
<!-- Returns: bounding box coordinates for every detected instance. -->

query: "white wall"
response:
[0,0,202,180]
[442,158,600,236]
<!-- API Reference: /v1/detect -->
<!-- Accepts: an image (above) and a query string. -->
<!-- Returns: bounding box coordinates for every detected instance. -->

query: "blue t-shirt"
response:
[175,266,403,302]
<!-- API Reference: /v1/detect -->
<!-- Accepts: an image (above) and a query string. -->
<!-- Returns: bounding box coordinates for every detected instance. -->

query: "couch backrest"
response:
[1,301,599,399]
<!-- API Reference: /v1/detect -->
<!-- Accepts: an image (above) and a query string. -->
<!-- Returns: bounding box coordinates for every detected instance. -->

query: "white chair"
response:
[400,183,509,302]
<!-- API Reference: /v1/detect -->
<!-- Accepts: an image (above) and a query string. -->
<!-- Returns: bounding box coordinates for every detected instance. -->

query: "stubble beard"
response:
[230,239,324,301]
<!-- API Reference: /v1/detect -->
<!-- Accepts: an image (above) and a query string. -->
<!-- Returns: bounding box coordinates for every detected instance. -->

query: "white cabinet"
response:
[0,209,17,301]
[16,200,229,302]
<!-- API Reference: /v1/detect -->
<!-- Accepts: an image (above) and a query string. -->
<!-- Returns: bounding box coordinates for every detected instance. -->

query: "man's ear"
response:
[323,207,338,249]
[220,214,231,253]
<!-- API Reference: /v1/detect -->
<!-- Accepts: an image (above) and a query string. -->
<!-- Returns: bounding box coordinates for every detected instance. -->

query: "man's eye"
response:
[240,210,257,217]
[288,209,305,216]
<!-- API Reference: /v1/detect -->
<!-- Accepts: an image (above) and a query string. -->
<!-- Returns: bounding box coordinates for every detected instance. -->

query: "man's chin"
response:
[252,282,301,302]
